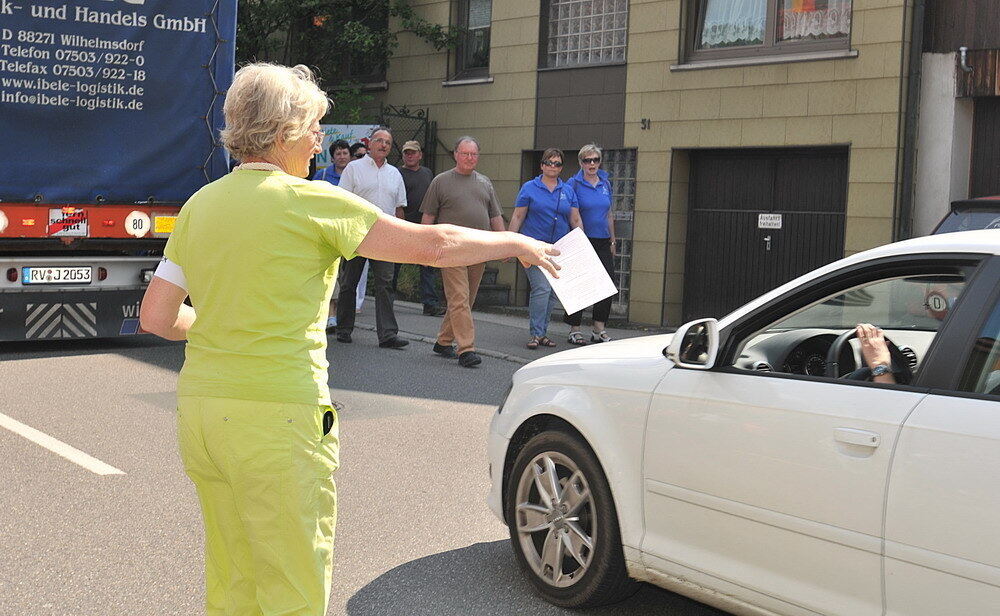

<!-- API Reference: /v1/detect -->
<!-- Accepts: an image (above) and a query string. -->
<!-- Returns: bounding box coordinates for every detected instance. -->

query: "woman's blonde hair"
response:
[578,143,602,162]
[221,63,330,161]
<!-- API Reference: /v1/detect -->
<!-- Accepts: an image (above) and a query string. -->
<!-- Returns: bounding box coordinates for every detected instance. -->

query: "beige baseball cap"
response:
[401,140,422,152]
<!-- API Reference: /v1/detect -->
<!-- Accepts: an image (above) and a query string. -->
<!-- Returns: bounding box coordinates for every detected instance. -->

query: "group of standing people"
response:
[313,132,619,358]
[310,129,503,368]
[143,57,623,616]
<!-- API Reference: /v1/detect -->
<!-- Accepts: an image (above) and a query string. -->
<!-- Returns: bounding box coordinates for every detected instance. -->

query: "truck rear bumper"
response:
[0,288,148,341]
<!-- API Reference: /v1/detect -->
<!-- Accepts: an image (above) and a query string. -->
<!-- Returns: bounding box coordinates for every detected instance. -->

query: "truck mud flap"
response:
[0,290,146,342]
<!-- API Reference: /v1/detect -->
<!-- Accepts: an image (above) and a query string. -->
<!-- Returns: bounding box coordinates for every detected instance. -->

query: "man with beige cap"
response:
[395,140,444,315]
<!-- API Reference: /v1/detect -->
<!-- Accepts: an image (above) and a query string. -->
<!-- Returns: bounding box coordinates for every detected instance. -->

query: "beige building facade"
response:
[376,0,915,326]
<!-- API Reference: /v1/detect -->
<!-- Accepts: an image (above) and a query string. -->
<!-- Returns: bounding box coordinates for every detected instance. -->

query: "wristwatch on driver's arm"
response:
[870,363,892,377]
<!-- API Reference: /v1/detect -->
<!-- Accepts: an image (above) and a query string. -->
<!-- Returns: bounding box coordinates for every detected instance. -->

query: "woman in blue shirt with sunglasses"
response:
[562,143,618,344]
[509,147,583,349]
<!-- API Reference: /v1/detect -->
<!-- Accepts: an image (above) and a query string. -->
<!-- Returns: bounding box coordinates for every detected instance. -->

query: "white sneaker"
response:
[591,330,611,343]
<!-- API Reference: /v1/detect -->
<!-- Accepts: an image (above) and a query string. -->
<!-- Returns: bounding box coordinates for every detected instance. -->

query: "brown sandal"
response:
[527,337,539,350]
[537,336,556,347]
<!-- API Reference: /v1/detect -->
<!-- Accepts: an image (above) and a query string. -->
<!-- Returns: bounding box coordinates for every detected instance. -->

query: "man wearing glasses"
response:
[419,136,505,368]
[334,127,410,349]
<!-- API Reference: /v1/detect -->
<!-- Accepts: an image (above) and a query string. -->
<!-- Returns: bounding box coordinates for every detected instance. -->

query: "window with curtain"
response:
[699,0,767,48]
[778,0,851,42]
[545,0,629,69]
[692,0,851,60]
[456,0,491,78]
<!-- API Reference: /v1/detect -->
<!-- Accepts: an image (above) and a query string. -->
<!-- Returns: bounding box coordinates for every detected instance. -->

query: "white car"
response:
[488,230,1000,615]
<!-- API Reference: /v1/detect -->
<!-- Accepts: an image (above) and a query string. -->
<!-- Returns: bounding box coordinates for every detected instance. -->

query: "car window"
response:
[734,273,969,379]
[957,302,1000,396]
[934,209,1000,234]
[776,275,965,332]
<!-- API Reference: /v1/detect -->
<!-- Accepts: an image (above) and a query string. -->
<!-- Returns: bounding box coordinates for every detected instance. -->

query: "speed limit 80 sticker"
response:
[125,211,151,238]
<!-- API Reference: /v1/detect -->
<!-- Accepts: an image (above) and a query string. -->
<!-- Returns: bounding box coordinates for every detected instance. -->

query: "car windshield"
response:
[770,275,966,332]
[934,208,1000,234]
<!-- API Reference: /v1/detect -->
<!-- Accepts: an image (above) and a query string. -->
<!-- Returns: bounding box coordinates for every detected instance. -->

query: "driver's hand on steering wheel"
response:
[856,323,895,384]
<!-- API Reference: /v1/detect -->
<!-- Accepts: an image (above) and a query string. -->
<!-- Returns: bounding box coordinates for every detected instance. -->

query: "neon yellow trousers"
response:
[177,396,339,616]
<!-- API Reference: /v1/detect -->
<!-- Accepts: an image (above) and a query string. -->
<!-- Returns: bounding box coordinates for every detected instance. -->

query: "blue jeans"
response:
[419,265,440,307]
[525,265,558,338]
[392,264,441,307]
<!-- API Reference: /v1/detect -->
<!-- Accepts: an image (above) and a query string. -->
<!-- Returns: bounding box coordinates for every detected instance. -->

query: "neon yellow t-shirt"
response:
[164,169,380,405]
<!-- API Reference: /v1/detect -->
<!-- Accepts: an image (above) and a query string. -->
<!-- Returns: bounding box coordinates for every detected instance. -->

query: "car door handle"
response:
[834,428,880,448]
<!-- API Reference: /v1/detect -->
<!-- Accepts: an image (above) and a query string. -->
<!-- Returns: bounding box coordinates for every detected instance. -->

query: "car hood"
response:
[522,333,676,367]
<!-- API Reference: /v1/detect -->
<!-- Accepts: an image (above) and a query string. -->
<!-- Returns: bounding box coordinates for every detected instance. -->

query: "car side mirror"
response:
[664,318,720,369]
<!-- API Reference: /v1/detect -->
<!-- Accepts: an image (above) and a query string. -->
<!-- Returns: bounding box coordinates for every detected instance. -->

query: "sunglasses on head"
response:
[581,157,601,164]
[542,160,563,167]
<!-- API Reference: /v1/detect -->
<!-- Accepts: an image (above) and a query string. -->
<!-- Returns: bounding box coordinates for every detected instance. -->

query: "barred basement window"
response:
[545,0,629,69]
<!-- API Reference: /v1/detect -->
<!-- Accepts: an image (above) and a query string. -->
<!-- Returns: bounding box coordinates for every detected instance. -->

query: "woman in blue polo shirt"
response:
[509,147,583,349]
[563,143,618,344]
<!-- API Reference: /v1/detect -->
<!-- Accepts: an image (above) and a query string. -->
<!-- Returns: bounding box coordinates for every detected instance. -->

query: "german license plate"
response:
[22,266,92,285]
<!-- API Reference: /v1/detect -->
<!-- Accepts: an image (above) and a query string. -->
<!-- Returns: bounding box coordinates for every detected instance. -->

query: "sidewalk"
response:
[348,299,666,365]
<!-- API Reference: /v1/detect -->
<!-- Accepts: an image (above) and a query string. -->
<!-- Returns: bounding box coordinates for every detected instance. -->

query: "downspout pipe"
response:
[897,0,926,241]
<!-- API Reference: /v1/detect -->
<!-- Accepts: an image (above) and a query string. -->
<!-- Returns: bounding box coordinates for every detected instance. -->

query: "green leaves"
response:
[235,0,460,122]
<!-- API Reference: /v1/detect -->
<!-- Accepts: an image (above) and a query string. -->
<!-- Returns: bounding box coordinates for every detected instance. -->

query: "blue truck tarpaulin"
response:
[0,0,236,205]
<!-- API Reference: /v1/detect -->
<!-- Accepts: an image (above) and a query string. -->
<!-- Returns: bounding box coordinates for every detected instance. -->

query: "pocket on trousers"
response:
[224,409,293,475]
[313,406,340,478]
[176,397,204,476]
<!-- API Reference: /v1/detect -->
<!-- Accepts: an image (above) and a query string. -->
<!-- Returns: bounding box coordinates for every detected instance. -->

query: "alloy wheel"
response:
[513,451,596,588]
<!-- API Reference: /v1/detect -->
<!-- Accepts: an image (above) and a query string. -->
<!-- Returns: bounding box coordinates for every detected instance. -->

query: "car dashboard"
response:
[735,328,927,377]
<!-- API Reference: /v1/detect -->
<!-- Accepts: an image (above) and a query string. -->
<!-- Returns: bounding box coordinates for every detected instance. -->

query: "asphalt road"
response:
[0,331,726,616]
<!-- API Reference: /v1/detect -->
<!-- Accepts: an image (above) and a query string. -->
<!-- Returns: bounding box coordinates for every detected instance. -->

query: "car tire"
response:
[505,429,639,608]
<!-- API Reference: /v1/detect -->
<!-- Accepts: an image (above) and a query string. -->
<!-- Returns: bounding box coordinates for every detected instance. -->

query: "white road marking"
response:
[0,412,125,476]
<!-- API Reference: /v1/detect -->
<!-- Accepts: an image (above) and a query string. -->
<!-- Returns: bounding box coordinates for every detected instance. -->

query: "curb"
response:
[350,322,532,365]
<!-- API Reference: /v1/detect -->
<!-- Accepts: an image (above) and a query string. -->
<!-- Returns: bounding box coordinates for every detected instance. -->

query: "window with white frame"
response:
[688,0,851,62]
[545,0,629,69]
[455,0,492,78]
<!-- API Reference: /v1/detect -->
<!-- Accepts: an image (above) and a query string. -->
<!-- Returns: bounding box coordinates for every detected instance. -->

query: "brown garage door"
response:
[971,98,1000,198]
[683,147,848,321]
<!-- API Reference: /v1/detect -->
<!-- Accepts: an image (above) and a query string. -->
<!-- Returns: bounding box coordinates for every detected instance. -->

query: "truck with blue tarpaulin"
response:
[0,0,235,341]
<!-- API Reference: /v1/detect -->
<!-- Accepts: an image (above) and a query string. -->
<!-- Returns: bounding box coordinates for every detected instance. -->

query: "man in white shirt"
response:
[334,127,409,349]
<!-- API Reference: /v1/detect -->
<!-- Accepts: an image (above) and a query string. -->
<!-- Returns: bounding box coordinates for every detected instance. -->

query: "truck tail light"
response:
[22,219,35,226]
[98,267,108,281]
[103,220,115,227]
[6,268,16,282]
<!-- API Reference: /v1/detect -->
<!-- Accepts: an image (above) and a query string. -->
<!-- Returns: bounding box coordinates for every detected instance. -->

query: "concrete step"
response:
[473,283,510,307]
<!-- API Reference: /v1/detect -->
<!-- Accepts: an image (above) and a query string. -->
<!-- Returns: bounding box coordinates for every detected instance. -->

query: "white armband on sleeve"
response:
[154,257,188,292]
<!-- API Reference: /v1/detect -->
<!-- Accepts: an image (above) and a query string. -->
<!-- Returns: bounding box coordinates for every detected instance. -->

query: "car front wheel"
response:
[505,429,639,608]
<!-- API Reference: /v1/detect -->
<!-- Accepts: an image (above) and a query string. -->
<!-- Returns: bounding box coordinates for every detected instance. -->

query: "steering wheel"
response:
[824,328,913,385]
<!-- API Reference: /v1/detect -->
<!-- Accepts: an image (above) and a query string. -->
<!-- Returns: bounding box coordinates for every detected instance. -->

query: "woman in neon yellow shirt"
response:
[139,63,558,616]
